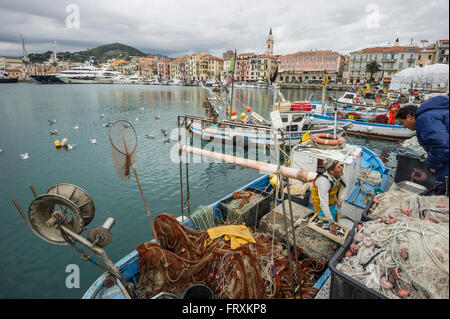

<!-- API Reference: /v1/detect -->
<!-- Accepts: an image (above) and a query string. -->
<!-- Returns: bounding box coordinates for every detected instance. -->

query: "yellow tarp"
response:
[207,225,256,249]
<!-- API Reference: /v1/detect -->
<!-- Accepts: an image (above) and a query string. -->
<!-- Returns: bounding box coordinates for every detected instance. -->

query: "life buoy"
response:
[310,133,345,146]
[352,98,360,104]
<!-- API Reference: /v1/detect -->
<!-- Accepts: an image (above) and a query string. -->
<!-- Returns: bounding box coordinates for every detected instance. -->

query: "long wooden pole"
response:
[180,145,317,182]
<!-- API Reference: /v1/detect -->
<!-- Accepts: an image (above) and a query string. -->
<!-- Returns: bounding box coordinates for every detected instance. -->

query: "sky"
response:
[0,0,448,58]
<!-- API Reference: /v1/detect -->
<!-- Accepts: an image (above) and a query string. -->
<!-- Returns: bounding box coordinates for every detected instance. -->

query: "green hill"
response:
[28,43,168,63]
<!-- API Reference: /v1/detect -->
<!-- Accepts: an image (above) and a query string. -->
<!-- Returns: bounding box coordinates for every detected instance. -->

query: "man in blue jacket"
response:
[396,96,449,196]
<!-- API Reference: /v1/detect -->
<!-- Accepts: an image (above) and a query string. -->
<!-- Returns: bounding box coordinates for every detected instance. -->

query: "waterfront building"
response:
[157,57,171,80]
[278,50,344,84]
[235,52,255,82]
[223,50,234,60]
[205,56,224,80]
[170,55,190,80]
[0,56,22,70]
[348,40,420,84]
[416,44,437,67]
[435,39,449,64]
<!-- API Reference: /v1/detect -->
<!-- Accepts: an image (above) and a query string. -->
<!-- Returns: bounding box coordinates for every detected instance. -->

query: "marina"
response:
[1,83,435,299]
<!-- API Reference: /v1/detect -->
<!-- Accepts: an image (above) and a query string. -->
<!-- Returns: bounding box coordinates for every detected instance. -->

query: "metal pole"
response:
[184,118,191,218]
[282,132,301,299]
[276,130,297,299]
[178,116,185,221]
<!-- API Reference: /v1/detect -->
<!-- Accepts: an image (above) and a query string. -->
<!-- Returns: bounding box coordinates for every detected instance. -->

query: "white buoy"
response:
[61,138,68,147]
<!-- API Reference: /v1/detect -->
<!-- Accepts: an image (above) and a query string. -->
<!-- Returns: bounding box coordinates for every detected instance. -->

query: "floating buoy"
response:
[230,115,237,120]
[54,140,61,147]
[61,138,68,147]
[246,107,252,112]
[270,175,279,188]
[231,110,236,116]
[240,112,246,119]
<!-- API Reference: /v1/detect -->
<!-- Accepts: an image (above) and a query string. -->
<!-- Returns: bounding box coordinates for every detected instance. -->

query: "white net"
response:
[337,188,449,299]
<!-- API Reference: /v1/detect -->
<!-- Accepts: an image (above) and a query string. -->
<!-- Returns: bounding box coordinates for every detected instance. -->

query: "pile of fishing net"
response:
[135,213,324,299]
[401,136,427,160]
[336,189,449,299]
[220,190,266,226]
[367,189,449,223]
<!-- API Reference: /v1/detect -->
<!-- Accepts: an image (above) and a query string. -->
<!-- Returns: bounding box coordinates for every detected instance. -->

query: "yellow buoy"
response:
[241,112,246,119]
[54,140,61,147]
[270,176,280,188]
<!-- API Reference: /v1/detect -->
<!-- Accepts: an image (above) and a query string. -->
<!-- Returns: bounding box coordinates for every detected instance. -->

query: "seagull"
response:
[145,134,154,139]
[102,122,112,127]
[135,117,139,121]
[49,129,58,135]
[161,129,168,136]
[68,144,76,150]
[48,120,56,125]
[90,138,96,144]
[100,114,105,118]
[141,107,144,111]
[162,137,170,143]
[73,125,79,130]
[155,115,160,120]
[20,153,29,159]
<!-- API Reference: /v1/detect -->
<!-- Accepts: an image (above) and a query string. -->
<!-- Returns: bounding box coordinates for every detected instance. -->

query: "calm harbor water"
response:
[0,83,399,298]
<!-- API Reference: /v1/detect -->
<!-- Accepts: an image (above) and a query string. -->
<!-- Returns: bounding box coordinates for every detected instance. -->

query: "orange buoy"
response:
[231,110,236,116]
[310,133,345,146]
[246,107,252,112]
[352,97,360,104]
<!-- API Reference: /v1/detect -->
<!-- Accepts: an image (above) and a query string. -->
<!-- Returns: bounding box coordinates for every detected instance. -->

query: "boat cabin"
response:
[289,143,373,223]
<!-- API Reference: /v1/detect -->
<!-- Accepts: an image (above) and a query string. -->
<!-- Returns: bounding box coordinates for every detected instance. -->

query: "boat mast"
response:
[229,50,237,120]
[20,34,31,79]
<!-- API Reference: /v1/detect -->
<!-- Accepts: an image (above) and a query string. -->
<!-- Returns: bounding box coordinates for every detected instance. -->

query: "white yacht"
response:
[55,59,117,84]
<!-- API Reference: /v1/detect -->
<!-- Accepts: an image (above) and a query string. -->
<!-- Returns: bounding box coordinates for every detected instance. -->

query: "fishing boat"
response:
[12,116,389,300]
[83,121,388,299]
[189,114,349,148]
[310,113,415,141]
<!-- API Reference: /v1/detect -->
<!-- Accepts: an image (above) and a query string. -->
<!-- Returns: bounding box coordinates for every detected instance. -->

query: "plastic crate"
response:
[283,189,311,207]
[394,149,435,191]
[328,222,387,299]
[218,186,272,228]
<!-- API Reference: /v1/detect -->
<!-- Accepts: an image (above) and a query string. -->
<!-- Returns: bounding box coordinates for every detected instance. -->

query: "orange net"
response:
[136,213,323,299]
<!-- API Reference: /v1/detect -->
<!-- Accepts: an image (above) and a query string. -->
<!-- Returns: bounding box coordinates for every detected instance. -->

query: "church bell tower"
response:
[265,28,274,55]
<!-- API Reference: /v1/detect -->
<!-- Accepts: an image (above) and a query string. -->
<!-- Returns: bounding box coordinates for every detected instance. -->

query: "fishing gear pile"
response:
[135,213,324,299]
[336,190,449,299]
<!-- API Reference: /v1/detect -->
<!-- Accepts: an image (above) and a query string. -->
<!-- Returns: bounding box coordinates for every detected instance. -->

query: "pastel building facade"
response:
[349,43,420,84]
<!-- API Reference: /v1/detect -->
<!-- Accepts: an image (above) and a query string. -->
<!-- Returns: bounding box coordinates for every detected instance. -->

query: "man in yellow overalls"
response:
[311,159,347,235]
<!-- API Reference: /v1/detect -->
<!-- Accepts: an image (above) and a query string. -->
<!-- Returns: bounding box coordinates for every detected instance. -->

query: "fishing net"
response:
[336,214,449,299]
[109,120,137,180]
[359,169,382,187]
[190,206,223,231]
[221,190,265,226]
[135,213,323,299]
[367,190,449,223]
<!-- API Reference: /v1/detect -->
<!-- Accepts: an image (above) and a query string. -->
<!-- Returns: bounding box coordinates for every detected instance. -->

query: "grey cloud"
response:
[0,0,448,57]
